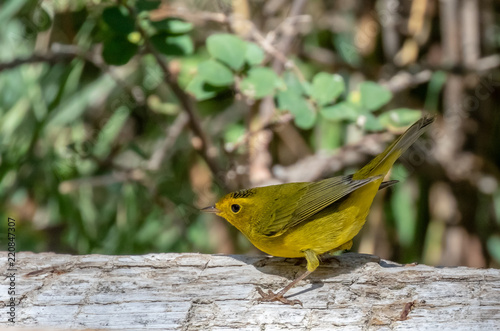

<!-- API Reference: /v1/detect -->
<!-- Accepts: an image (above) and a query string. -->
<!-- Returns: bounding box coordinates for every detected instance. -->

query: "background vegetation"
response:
[1,0,500,268]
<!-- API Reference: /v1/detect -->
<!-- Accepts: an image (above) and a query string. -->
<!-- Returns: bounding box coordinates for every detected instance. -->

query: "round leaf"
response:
[320,102,358,121]
[277,89,299,111]
[206,34,247,70]
[151,18,193,34]
[277,90,316,129]
[361,113,384,131]
[150,34,193,56]
[294,108,316,129]
[197,60,234,87]
[282,71,302,94]
[245,42,265,66]
[378,108,422,128]
[135,0,162,12]
[240,67,279,99]
[33,7,52,32]
[186,76,221,101]
[310,72,345,106]
[102,6,135,35]
[360,81,393,112]
[102,37,138,65]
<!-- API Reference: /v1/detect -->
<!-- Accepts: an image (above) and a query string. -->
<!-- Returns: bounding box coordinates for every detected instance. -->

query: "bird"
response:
[202,115,434,305]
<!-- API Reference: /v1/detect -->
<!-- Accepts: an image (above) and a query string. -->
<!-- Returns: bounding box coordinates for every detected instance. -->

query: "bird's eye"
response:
[231,204,241,213]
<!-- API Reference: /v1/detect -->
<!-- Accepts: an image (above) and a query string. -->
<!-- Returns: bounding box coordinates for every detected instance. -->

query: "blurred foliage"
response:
[1,0,499,268]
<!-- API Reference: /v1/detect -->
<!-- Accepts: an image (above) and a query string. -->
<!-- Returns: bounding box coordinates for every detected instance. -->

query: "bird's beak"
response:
[201,205,221,214]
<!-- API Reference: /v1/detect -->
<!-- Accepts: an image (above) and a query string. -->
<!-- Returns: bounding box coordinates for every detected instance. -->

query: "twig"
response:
[225,113,293,153]
[265,15,311,45]
[379,70,433,93]
[120,1,225,188]
[461,0,480,69]
[154,7,307,82]
[51,43,147,107]
[269,131,395,184]
[379,0,400,61]
[150,6,229,25]
[58,169,146,193]
[248,0,308,185]
[249,26,306,82]
[0,52,78,72]
[145,44,223,182]
[270,0,308,73]
[379,56,500,94]
[474,54,500,73]
[147,112,190,171]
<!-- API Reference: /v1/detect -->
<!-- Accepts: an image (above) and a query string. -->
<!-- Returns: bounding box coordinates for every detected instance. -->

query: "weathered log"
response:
[1,252,499,330]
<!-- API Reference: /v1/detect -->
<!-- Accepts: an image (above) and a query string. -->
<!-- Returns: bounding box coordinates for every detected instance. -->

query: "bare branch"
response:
[0,52,78,72]
[379,70,433,93]
[270,132,395,183]
[121,2,225,188]
[147,113,190,171]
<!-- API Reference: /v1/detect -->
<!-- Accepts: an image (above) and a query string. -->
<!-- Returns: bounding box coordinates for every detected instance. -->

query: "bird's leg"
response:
[256,270,312,306]
[256,249,319,306]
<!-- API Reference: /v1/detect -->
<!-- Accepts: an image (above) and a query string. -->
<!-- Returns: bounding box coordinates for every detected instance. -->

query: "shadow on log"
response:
[1,252,499,330]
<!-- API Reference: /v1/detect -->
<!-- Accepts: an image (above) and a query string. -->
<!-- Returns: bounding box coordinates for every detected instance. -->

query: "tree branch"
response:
[121,2,226,188]
[0,52,78,72]
[9,252,500,329]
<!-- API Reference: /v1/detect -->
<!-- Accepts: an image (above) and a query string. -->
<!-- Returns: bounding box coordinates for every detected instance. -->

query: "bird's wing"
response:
[259,175,382,237]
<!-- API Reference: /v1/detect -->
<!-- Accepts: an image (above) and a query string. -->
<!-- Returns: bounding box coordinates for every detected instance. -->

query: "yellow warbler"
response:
[203,116,434,305]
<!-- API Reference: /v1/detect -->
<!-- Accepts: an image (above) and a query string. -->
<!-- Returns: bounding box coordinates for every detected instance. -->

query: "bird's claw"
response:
[256,287,303,306]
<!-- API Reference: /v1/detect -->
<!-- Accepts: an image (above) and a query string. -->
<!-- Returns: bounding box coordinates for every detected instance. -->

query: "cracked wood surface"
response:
[1,252,499,330]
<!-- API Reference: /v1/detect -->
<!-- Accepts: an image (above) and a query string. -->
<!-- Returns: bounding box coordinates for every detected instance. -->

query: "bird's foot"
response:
[255,287,302,306]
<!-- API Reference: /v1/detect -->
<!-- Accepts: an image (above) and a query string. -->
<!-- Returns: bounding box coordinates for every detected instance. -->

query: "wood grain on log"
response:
[1,252,499,330]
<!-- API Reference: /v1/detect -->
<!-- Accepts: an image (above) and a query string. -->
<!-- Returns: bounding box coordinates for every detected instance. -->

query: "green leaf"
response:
[206,34,247,70]
[245,42,265,66]
[334,34,361,67]
[424,71,447,111]
[197,60,234,86]
[0,0,29,23]
[47,72,116,127]
[102,37,138,65]
[135,0,162,12]
[320,102,358,121]
[294,106,317,129]
[277,89,299,111]
[93,106,130,158]
[0,98,30,140]
[281,70,312,95]
[378,108,422,128]
[391,164,416,246]
[185,76,222,101]
[294,101,316,130]
[33,7,52,32]
[150,34,194,56]
[277,90,316,129]
[224,123,246,145]
[362,113,384,131]
[360,81,393,111]
[151,18,193,34]
[102,6,135,35]
[487,235,500,263]
[282,71,305,94]
[176,54,211,89]
[310,72,345,106]
[240,67,279,99]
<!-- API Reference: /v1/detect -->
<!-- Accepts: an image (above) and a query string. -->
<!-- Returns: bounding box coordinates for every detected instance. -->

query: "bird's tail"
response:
[353,115,435,179]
